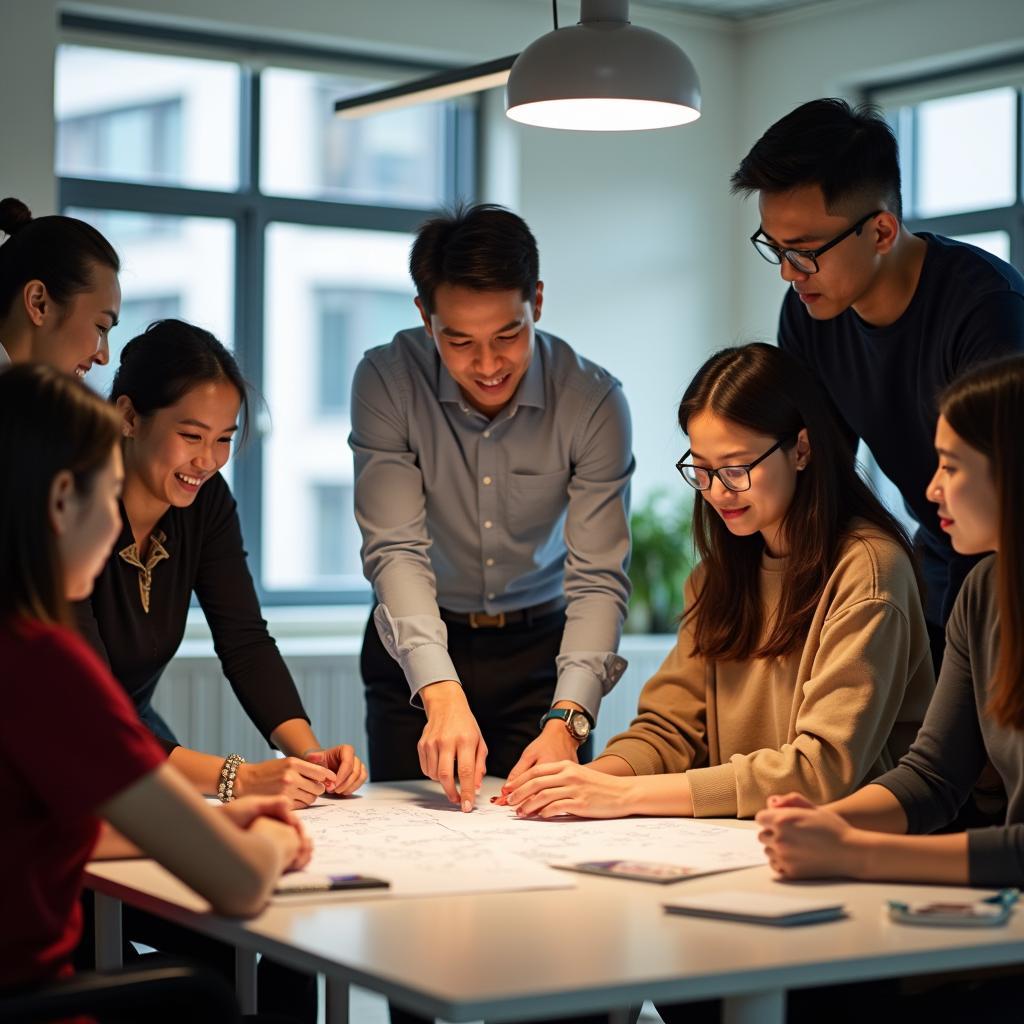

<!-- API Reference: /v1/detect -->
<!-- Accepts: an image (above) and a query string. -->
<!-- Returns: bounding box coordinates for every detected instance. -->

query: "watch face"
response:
[571,715,589,738]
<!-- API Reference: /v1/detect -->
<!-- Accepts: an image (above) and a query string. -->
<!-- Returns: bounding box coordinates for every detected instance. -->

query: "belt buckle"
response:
[468,611,506,629]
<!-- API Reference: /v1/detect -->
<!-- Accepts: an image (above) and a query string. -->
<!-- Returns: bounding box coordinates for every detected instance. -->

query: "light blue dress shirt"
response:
[350,327,633,721]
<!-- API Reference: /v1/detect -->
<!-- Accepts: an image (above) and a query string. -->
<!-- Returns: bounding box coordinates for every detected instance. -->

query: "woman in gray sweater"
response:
[758,353,1024,887]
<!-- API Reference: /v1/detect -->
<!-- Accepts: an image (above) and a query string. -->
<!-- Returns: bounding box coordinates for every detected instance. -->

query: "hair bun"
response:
[0,197,33,238]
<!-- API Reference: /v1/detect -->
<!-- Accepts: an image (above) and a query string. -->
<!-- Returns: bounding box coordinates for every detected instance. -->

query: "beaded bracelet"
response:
[217,753,246,803]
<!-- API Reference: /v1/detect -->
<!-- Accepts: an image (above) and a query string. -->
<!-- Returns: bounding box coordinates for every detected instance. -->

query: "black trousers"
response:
[362,608,608,1024]
[362,607,592,782]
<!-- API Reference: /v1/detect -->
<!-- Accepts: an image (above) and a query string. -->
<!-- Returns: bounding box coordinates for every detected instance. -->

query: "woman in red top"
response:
[0,364,311,1003]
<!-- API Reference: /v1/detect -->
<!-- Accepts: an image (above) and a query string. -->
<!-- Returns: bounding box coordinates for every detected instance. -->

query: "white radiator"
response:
[152,629,676,769]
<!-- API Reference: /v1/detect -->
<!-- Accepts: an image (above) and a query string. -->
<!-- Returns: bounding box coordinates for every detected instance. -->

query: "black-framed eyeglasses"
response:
[675,439,786,492]
[750,209,882,275]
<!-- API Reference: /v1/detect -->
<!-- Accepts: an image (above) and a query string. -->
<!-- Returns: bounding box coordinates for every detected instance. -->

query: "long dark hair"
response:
[939,355,1024,730]
[0,364,121,627]
[111,319,252,444]
[0,197,120,316]
[679,343,915,661]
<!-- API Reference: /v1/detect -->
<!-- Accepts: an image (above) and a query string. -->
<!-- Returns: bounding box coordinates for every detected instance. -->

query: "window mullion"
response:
[233,65,266,600]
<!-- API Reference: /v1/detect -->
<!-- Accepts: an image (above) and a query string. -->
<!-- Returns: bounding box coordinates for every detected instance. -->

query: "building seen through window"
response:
[56,36,473,602]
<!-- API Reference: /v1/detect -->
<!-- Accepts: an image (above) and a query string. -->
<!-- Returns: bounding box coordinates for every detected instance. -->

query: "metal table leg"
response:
[235,947,258,1014]
[94,891,123,970]
[325,977,350,1024]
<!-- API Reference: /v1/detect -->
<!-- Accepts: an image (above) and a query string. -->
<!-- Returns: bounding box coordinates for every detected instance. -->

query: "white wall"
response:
[2,1,57,217]
[511,13,740,502]
[732,0,1024,345]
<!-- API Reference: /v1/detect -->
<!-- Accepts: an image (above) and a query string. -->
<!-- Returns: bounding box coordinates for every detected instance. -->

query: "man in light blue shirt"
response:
[351,204,633,816]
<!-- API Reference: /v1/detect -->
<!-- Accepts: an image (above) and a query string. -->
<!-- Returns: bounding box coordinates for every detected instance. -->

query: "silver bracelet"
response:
[217,753,246,803]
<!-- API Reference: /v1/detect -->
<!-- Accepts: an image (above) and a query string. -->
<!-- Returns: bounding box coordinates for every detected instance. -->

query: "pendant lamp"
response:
[505,0,701,131]
[335,0,700,132]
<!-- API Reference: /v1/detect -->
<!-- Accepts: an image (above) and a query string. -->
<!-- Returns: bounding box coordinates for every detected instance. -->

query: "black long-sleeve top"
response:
[75,472,308,754]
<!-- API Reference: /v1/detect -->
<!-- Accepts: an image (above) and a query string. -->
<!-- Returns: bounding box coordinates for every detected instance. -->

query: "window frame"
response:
[58,16,480,605]
[865,58,1024,270]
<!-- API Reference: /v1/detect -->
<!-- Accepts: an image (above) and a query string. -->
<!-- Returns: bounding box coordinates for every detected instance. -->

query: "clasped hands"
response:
[755,792,860,879]
[219,794,313,872]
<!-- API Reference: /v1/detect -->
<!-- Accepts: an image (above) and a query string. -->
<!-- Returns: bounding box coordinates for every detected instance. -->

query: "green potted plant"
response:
[626,488,695,634]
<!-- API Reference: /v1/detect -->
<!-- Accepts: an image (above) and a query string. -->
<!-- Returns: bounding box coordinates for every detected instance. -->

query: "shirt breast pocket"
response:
[506,469,569,538]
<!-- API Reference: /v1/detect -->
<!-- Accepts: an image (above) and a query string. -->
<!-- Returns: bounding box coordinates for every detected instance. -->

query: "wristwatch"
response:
[539,707,592,744]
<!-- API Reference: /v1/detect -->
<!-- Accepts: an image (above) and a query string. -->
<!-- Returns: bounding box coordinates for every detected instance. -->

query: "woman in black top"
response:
[77,319,366,806]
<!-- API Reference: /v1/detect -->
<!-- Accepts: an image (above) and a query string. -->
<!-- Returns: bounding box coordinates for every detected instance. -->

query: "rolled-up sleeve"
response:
[556,383,633,719]
[350,355,458,698]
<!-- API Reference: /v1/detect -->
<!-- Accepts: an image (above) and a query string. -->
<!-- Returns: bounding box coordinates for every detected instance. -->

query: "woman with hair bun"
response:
[0,197,120,377]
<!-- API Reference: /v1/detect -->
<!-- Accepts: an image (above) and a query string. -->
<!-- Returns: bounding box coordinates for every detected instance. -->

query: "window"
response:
[870,67,1024,269]
[316,285,415,415]
[64,207,233,401]
[262,224,415,592]
[56,45,239,190]
[314,483,364,581]
[58,99,183,183]
[57,29,477,604]
[261,69,448,207]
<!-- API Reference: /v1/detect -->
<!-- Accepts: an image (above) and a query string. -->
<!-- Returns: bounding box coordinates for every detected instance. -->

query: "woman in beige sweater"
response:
[503,342,934,820]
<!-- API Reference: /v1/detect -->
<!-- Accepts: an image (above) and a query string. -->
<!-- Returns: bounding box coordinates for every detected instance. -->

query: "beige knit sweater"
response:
[600,523,935,818]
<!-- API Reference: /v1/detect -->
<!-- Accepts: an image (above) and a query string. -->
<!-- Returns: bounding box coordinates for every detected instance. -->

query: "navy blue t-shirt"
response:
[779,233,1024,626]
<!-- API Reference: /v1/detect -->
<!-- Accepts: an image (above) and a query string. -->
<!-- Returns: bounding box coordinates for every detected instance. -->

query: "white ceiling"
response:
[639,0,831,19]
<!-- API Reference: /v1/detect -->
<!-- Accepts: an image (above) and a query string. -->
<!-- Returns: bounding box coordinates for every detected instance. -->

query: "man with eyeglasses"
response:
[732,97,1024,676]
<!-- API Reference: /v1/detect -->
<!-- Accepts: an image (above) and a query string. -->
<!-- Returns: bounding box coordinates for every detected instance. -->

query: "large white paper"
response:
[282,792,764,900]
[453,800,765,871]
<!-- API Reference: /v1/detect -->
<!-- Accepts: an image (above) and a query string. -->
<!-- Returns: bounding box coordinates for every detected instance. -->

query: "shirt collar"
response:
[436,333,547,414]
[0,341,10,369]
[438,359,463,405]
[514,340,546,410]
[118,529,170,615]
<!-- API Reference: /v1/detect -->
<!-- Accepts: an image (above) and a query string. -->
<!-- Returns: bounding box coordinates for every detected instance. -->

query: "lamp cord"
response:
[552,0,559,29]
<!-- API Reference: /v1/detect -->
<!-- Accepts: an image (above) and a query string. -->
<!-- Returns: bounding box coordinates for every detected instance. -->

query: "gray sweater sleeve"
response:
[873,582,987,832]
[874,561,1024,886]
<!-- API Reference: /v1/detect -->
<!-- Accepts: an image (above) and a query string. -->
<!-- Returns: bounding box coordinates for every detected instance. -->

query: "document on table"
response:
[282,795,765,900]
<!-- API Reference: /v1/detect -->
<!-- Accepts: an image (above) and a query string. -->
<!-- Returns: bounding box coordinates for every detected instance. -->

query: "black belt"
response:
[440,598,566,629]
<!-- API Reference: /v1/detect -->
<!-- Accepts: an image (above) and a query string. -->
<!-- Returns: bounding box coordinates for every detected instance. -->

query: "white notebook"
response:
[664,890,846,927]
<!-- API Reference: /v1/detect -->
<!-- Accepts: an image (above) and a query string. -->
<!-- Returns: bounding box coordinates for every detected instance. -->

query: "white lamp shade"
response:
[506,11,701,131]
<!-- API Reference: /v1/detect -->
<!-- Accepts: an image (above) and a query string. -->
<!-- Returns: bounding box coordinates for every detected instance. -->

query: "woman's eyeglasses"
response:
[675,439,787,492]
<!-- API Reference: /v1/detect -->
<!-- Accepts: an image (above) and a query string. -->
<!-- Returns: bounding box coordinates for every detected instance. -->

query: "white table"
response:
[85,780,1024,1024]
